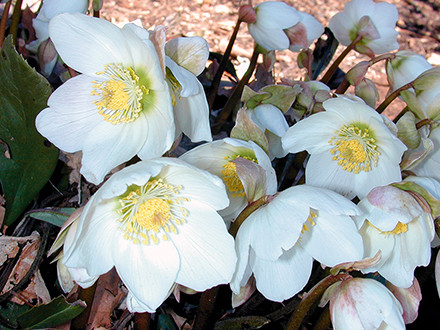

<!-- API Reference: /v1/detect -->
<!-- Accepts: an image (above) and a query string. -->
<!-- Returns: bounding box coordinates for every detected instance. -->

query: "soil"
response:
[99,0,440,117]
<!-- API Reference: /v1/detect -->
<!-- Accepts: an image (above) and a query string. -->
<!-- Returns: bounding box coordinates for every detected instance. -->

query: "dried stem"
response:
[213,46,260,134]
[207,17,242,109]
[320,35,362,85]
[285,273,352,330]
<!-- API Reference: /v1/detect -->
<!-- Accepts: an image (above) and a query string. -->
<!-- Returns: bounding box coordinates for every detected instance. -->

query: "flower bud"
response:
[238,5,256,24]
[396,111,421,149]
[346,61,370,86]
[355,78,378,108]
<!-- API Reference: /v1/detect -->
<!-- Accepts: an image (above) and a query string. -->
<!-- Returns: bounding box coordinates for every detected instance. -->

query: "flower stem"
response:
[9,0,23,45]
[320,35,362,85]
[0,1,12,47]
[284,273,352,330]
[213,46,260,134]
[192,285,220,330]
[207,17,243,109]
[229,194,271,237]
[376,81,414,114]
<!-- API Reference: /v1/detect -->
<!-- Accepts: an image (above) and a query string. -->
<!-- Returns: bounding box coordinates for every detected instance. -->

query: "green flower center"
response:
[221,155,257,197]
[92,63,149,125]
[329,125,380,174]
[116,179,189,245]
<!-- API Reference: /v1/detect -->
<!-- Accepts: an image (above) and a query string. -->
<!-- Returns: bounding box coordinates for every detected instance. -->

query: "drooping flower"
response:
[179,138,277,222]
[320,278,405,330]
[386,50,433,92]
[247,1,323,52]
[282,95,407,199]
[353,185,435,288]
[231,185,363,302]
[62,158,237,313]
[329,0,399,55]
[36,13,175,184]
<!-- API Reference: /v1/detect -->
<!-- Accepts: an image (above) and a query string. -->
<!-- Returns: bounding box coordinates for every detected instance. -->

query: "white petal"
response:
[301,210,363,266]
[42,0,89,20]
[165,36,209,76]
[251,246,313,302]
[114,236,180,312]
[80,117,148,184]
[49,13,134,75]
[36,75,103,153]
[253,104,288,137]
[248,24,290,51]
[172,201,236,290]
[254,2,300,29]
[166,57,199,97]
[230,223,253,294]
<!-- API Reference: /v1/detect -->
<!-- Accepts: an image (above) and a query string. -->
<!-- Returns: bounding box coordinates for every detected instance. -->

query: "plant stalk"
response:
[376,81,413,114]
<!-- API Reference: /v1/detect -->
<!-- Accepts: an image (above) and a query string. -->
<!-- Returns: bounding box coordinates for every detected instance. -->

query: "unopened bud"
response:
[396,111,421,149]
[263,50,276,72]
[346,61,370,86]
[413,67,440,92]
[239,5,256,24]
[38,38,58,77]
[355,44,375,58]
[355,78,378,108]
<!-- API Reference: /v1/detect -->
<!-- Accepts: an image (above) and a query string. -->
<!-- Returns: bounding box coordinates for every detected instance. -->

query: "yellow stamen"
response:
[367,220,408,235]
[221,155,258,197]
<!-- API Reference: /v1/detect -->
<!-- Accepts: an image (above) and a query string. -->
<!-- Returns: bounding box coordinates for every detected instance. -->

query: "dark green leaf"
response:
[0,36,59,226]
[312,28,339,80]
[26,207,77,227]
[157,314,178,330]
[214,316,271,330]
[0,301,30,330]
[17,296,86,329]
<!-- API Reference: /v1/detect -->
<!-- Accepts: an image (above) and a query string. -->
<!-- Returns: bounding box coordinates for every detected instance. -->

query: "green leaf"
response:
[26,207,77,227]
[0,36,59,226]
[0,301,30,330]
[17,296,86,329]
[157,314,178,330]
[312,27,339,80]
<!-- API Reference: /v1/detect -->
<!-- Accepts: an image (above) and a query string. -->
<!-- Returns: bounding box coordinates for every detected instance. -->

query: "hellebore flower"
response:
[353,185,435,288]
[329,0,399,55]
[248,1,323,52]
[282,95,407,200]
[165,36,212,142]
[179,138,277,222]
[26,0,89,53]
[36,13,175,184]
[321,278,405,330]
[62,158,237,313]
[231,185,363,302]
[386,50,433,92]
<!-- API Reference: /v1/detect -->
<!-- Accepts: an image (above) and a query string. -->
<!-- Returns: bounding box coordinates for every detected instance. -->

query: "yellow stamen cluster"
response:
[328,125,380,174]
[116,179,189,245]
[221,155,257,197]
[165,67,182,107]
[367,220,408,235]
[302,210,317,234]
[91,63,149,125]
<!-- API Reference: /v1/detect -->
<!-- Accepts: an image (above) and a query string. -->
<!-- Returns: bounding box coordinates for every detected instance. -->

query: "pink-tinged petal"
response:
[63,200,119,276]
[300,210,363,266]
[114,236,180,313]
[80,117,148,184]
[172,201,236,290]
[251,245,313,302]
[386,279,422,324]
[36,75,104,153]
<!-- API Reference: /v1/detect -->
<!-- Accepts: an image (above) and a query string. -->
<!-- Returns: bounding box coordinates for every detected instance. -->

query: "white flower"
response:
[386,50,433,92]
[353,185,435,288]
[247,104,289,158]
[248,1,323,51]
[412,126,440,181]
[321,278,405,330]
[231,185,363,302]
[165,36,212,142]
[179,138,277,222]
[282,95,407,199]
[26,0,89,53]
[36,13,175,184]
[329,0,399,55]
[62,158,236,313]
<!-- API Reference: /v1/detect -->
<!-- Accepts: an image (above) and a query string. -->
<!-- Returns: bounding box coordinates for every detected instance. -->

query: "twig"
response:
[0,1,12,47]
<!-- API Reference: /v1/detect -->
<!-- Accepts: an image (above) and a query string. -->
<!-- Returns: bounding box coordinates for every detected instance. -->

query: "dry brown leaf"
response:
[87,269,125,330]
[0,232,39,268]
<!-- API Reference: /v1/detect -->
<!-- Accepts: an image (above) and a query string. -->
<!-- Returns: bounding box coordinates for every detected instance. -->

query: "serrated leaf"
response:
[26,207,77,227]
[214,316,271,330]
[0,36,59,226]
[17,296,86,329]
